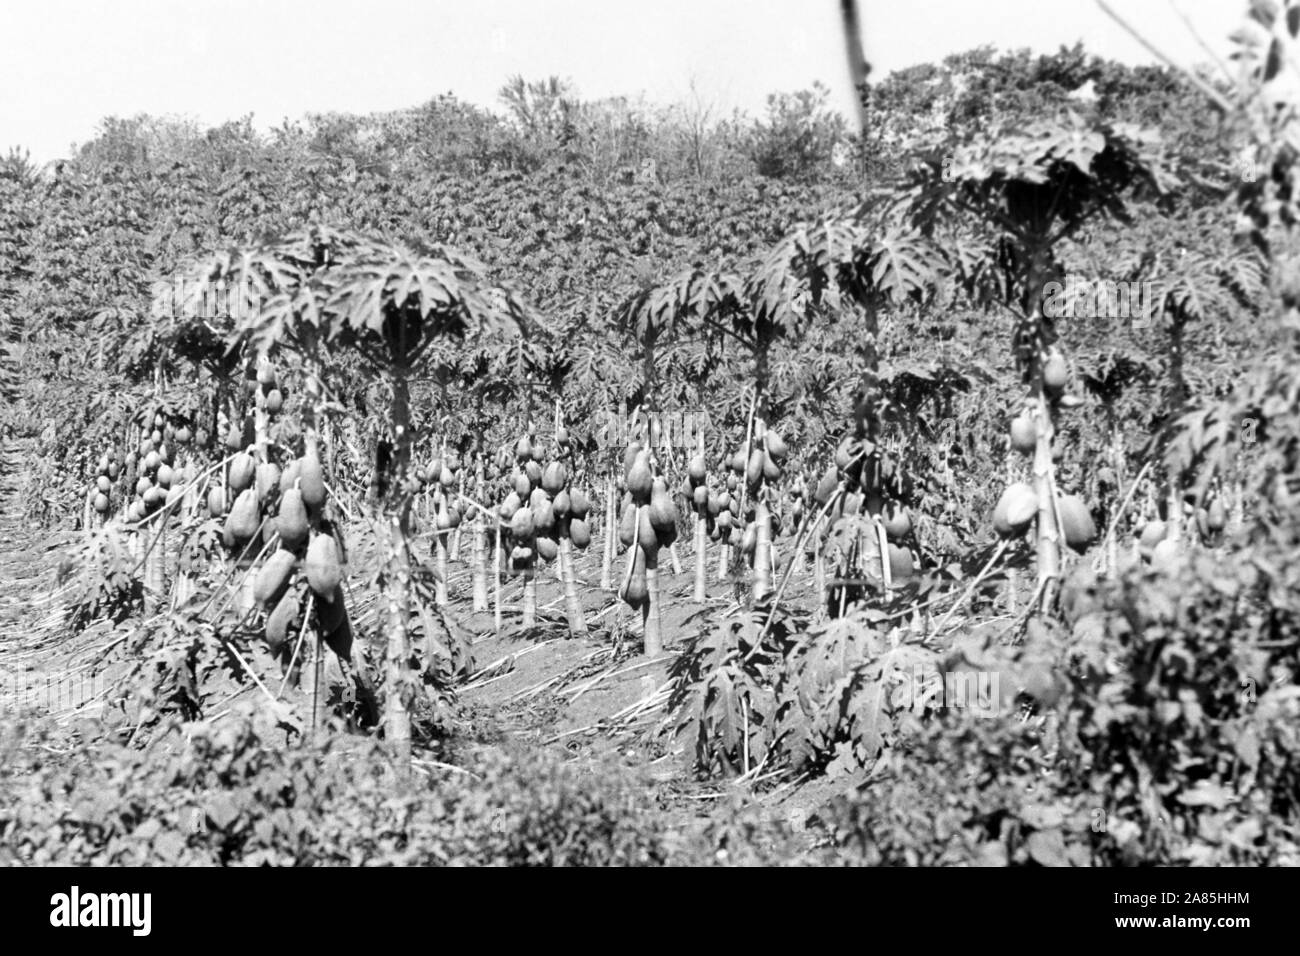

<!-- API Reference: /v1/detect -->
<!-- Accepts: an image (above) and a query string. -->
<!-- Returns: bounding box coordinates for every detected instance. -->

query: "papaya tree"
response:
[176,224,532,768]
[902,113,1172,609]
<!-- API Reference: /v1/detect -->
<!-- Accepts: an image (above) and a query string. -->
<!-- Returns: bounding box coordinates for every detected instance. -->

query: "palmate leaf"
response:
[614,266,745,343]
[174,226,532,364]
[861,231,941,306]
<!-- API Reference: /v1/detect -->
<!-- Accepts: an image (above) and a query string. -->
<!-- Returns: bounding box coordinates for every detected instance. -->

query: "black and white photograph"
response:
[0,0,1293,902]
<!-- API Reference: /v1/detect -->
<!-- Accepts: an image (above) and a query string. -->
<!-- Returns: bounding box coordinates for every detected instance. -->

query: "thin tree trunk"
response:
[471,513,488,611]
[601,473,615,589]
[693,512,707,602]
[643,550,662,656]
[559,537,588,637]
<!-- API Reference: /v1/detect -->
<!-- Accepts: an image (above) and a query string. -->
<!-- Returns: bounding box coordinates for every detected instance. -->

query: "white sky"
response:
[1,0,1243,163]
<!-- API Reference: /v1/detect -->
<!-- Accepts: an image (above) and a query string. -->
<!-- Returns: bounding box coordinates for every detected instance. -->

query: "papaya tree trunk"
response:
[693,512,707,602]
[493,523,503,634]
[382,369,414,771]
[559,537,588,637]
[753,500,772,600]
[643,550,662,656]
[522,564,537,626]
[601,472,615,589]
[471,512,488,611]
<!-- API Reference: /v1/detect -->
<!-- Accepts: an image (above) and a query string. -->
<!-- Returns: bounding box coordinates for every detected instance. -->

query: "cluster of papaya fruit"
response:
[1136,494,1228,566]
[691,459,743,549]
[813,434,916,582]
[496,430,592,570]
[123,412,194,523]
[728,425,787,491]
[991,482,1097,550]
[419,451,464,535]
[90,448,121,515]
[616,442,677,608]
[252,362,287,417]
[233,445,351,660]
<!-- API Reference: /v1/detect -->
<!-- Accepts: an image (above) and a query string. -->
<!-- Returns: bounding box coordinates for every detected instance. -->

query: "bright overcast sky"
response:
[1,0,1243,163]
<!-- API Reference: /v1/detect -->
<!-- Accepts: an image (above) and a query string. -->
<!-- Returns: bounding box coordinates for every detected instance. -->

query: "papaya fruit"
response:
[156,463,175,489]
[510,506,535,539]
[167,485,185,507]
[515,434,533,462]
[92,492,109,513]
[542,461,566,495]
[535,536,559,563]
[524,460,543,486]
[265,588,300,655]
[305,534,343,600]
[254,549,297,607]
[1138,520,1167,557]
[626,450,653,504]
[687,455,707,484]
[745,447,765,490]
[279,458,301,494]
[1056,495,1097,551]
[569,518,591,549]
[553,489,571,517]
[207,486,226,516]
[228,453,255,492]
[143,450,161,474]
[277,488,309,550]
[648,478,677,533]
[762,450,781,482]
[107,461,120,480]
[256,462,280,502]
[993,482,1038,537]
[637,506,661,554]
[500,491,522,520]
[619,547,648,609]
[513,471,531,498]
[692,484,709,510]
[264,388,284,415]
[814,464,839,506]
[175,426,192,444]
[623,441,643,481]
[888,544,914,583]
[510,544,533,566]
[143,484,166,511]
[1043,350,1068,391]
[569,489,590,520]
[532,499,556,535]
[298,451,326,512]
[764,430,788,462]
[228,489,261,541]
[1010,415,1036,454]
[740,522,757,556]
[96,475,111,494]
[882,504,911,540]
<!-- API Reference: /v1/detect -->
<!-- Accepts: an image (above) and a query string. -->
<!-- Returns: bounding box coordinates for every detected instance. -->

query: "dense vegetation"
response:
[2,3,1299,866]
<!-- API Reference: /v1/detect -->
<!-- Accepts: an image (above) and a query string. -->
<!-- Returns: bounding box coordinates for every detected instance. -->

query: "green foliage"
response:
[0,710,679,866]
